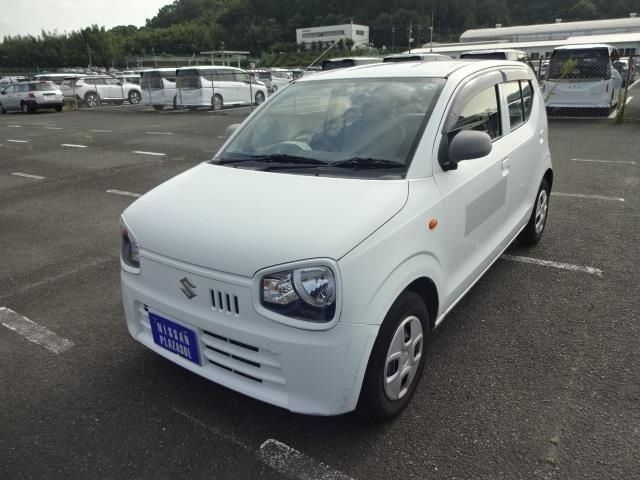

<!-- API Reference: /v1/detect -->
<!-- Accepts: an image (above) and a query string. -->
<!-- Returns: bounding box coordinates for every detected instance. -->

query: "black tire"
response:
[54,106,63,112]
[357,291,429,422]
[255,91,265,106]
[0,103,6,114]
[21,102,32,114]
[517,178,551,247]
[212,94,223,111]
[153,105,164,111]
[128,91,142,104]
[84,92,99,108]
[173,96,178,110]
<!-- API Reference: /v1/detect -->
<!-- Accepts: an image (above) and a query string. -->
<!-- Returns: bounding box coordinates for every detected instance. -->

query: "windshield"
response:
[217,78,445,177]
[548,49,611,80]
[461,52,508,60]
[176,70,202,89]
[322,60,356,70]
[31,82,57,91]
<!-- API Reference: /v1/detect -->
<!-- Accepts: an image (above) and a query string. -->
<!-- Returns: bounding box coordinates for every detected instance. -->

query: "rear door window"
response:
[521,81,534,121]
[503,81,525,130]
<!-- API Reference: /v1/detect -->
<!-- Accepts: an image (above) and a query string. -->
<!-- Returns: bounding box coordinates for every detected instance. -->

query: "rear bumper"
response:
[121,255,378,415]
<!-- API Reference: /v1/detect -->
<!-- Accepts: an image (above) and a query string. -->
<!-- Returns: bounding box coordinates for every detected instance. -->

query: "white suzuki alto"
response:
[120,61,553,420]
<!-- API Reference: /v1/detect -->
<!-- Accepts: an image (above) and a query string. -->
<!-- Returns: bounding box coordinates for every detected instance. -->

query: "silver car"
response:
[0,81,64,114]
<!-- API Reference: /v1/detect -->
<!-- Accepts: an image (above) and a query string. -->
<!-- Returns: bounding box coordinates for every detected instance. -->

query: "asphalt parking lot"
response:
[0,100,638,480]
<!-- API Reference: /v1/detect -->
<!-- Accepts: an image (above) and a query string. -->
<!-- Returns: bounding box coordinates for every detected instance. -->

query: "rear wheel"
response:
[357,291,429,422]
[255,91,265,105]
[0,103,6,114]
[21,102,32,114]
[517,178,550,246]
[54,106,63,112]
[153,105,164,111]
[212,94,223,111]
[84,92,99,108]
[128,91,142,104]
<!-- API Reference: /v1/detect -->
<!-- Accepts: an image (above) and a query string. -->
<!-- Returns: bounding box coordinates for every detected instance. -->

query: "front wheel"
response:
[517,178,550,246]
[255,91,265,105]
[21,102,32,114]
[357,291,429,422]
[128,91,142,104]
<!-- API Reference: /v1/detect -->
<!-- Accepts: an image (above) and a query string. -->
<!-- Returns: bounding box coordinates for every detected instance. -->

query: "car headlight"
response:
[261,266,336,322]
[120,217,140,272]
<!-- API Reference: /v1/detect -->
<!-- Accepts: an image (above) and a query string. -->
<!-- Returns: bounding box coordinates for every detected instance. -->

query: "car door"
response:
[214,70,238,104]
[499,75,543,228]
[2,85,18,109]
[432,72,514,310]
[234,71,251,105]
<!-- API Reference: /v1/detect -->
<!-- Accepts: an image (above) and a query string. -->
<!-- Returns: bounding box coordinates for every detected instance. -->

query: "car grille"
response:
[137,304,285,389]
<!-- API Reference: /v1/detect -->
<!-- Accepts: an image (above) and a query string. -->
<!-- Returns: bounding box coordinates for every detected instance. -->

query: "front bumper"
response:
[121,254,378,415]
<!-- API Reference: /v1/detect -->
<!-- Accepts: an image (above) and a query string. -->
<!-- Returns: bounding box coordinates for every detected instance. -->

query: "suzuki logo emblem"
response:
[179,277,197,300]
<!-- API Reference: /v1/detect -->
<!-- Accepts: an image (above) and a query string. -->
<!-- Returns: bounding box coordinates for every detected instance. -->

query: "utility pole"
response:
[86,44,93,70]
[430,4,435,52]
[392,25,395,52]
[408,21,413,53]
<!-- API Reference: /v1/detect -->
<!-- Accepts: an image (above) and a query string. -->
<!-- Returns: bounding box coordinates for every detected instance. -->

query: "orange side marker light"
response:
[428,218,438,230]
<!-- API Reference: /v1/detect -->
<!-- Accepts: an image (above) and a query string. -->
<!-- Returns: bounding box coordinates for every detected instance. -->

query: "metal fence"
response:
[534,54,639,122]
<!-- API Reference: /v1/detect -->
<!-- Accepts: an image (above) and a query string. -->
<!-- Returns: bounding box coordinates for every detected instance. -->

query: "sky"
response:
[0,0,173,38]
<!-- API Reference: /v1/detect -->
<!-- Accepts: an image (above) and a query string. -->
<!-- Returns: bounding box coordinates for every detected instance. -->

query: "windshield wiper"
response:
[329,158,405,170]
[217,154,326,166]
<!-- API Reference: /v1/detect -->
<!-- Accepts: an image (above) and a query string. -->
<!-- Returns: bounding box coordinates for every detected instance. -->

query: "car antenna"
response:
[302,41,339,76]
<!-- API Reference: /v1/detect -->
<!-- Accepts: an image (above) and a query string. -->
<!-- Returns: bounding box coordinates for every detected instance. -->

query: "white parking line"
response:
[7,125,22,128]
[626,96,634,105]
[146,131,174,135]
[572,158,636,165]
[0,307,74,354]
[173,408,353,480]
[61,144,88,148]
[11,172,45,180]
[259,439,354,480]
[132,150,166,156]
[552,192,624,202]
[501,255,603,276]
[6,139,28,143]
[44,127,63,130]
[106,189,142,198]
[90,129,112,133]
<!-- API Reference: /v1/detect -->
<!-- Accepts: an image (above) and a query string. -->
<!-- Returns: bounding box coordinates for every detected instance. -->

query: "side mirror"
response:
[225,124,241,139]
[441,130,492,171]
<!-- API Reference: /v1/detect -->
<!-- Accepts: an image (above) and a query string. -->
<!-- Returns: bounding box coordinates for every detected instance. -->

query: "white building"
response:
[460,15,640,43]
[296,23,370,49]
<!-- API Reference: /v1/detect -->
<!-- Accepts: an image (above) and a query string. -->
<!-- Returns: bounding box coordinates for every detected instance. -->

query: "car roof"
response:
[554,43,613,50]
[176,66,242,71]
[323,57,382,61]
[297,60,527,81]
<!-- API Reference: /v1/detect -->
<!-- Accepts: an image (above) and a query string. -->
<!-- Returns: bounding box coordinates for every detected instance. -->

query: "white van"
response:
[543,44,623,112]
[175,66,268,110]
[257,69,292,93]
[141,68,177,110]
[120,60,553,420]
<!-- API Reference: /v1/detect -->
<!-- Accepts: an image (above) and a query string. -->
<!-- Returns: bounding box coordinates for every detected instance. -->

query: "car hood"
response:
[123,163,408,277]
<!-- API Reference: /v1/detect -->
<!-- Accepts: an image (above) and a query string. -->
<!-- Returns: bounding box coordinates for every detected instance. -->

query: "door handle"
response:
[502,158,511,171]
